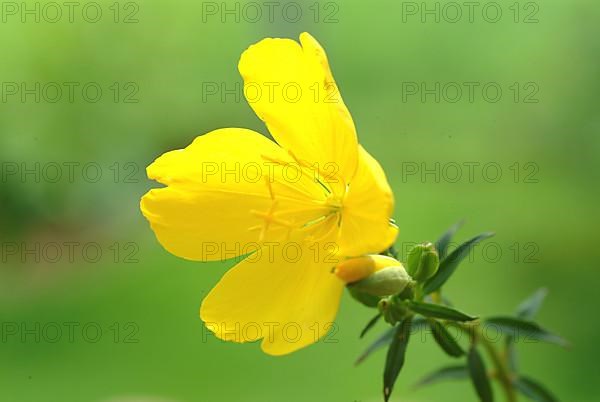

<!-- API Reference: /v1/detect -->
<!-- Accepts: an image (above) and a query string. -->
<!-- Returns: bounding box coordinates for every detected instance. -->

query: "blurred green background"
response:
[1,0,598,401]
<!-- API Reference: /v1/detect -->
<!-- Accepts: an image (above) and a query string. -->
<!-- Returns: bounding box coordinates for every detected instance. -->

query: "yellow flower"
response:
[140,32,398,355]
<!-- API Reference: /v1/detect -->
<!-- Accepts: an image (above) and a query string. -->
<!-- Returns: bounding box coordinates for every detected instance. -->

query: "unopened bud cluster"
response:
[406,242,440,281]
[334,243,440,320]
[334,254,412,307]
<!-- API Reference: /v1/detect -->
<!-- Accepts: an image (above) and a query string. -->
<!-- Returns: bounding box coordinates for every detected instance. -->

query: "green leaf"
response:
[506,288,549,371]
[407,301,477,322]
[467,346,494,402]
[435,220,464,259]
[356,327,394,365]
[485,316,569,347]
[413,365,468,389]
[429,319,465,357]
[424,232,495,294]
[355,317,427,366]
[516,288,548,320]
[360,313,382,339]
[412,316,429,331]
[514,376,559,402]
[383,317,413,402]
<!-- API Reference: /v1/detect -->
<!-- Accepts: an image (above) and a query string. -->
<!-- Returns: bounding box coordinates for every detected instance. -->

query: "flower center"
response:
[247,152,346,242]
[326,193,344,210]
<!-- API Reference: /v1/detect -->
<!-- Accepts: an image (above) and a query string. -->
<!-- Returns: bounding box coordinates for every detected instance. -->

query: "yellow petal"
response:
[200,242,344,355]
[337,146,398,256]
[239,32,358,189]
[140,128,329,261]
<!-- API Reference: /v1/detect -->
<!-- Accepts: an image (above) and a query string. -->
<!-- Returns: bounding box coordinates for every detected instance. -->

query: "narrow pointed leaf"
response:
[360,313,382,338]
[435,220,464,259]
[413,365,468,389]
[411,316,429,331]
[383,317,413,402]
[429,319,465,357]
[486,316,569,347]
[468,347,494,402]
[355,327,394,366]
[424,232,495,294]
[516,288,548,319]
[407,301,477,322]
[442,296,455,307]
[355,317,427,366]
[514,376,559,402]
[506,288,548,370]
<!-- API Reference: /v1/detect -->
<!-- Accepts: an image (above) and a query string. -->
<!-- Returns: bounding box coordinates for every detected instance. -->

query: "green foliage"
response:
[506,287,549,371]
[360,313,382,339]
[406,301,477,322]
[485,317,569,348]
[514,376,559,402]
[516,288,549,320]
[355,223,567,402]
[468,346,494,402]
[434,220,464,260]
[429,319,465,357]
[356,318,427,366]
[355,326,395,366]
[424,232,495,294]
[413,365,468,389]
[383,317,413,402]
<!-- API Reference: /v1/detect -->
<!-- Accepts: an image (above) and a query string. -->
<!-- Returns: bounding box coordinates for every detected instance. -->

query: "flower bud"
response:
[350,265,411,297]
[406,242,440,282]
[347,286,381,308]
[335,255,412,304]
[334,255,402,284]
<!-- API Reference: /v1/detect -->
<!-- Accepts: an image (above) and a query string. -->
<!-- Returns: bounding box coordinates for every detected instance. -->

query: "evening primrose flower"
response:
[140,32,398,355]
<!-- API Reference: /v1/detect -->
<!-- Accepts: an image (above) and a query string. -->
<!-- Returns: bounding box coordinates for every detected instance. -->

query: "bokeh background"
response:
[1,0,598,401]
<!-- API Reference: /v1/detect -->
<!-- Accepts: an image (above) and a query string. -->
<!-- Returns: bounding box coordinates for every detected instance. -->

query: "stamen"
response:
[264,175,275,200]
[305,214,340,243]
[249,154,347,243]
[260,153,324,202]
[287,149,313,169]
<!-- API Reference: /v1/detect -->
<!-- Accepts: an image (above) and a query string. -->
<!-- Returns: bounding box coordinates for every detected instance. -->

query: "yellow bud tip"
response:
[334,255,402,284]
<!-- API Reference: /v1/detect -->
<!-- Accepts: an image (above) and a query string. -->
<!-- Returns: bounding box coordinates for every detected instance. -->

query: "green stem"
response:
[451,322,517,402]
